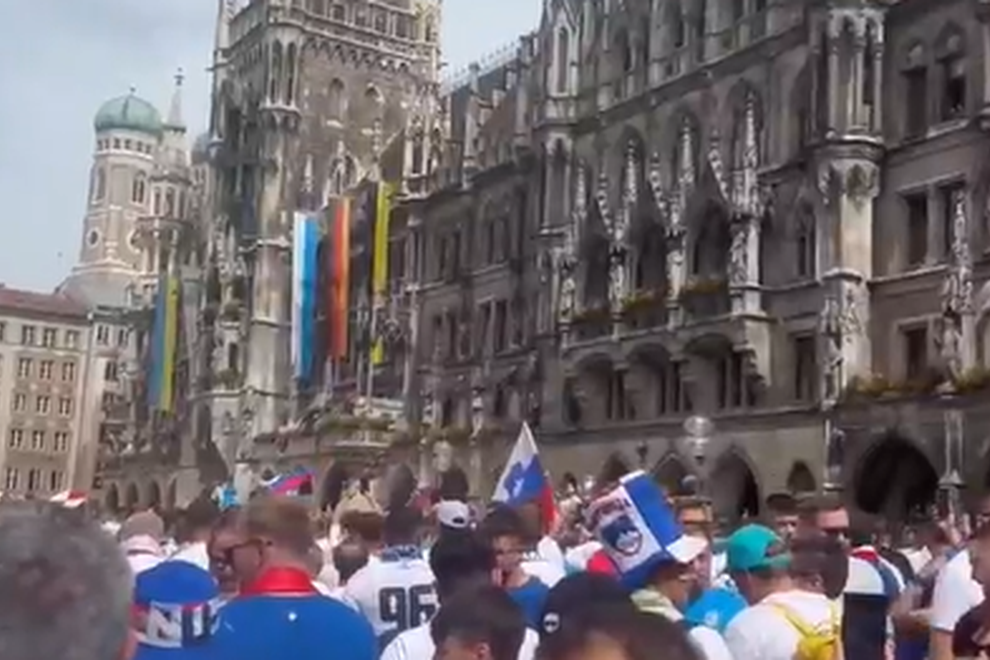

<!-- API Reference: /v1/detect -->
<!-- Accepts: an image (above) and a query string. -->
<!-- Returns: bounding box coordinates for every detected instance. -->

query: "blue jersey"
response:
[215,594,376,660]
[683,587,746,633]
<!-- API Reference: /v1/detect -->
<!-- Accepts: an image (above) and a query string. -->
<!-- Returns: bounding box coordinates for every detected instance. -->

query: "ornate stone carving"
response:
[420,386,436,427]
[938,188,973,381]
[556,160,586,326]
[708,129,729,202]
[470,378,485,438]
[729,223,749,286]
[617,139,638,245]
[648,152,675,237]
[818,295,844,404]
[608,254,627,312]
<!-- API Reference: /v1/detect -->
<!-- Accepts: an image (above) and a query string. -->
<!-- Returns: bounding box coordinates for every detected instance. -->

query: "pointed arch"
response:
[165,480,177,510]
[146,481,162,510]
[853,432,938,518]
[327,78,346,120]
[617,126,646,209]
[284,42,298,105]
[653,452,692,497]
[269,40,284,103]
[790,62,812,153]
[793,201,817,279]
[124,482,140,510]
[104,483,120,514]
[786,461,817,495]
[709,448,760,521]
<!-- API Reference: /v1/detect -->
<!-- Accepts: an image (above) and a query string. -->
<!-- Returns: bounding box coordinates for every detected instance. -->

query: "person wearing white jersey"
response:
[382,531,538,660]
[346,506,437,650]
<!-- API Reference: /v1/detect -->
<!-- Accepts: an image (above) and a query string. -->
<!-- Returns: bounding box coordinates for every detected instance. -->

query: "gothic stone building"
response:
[398,0,990,522]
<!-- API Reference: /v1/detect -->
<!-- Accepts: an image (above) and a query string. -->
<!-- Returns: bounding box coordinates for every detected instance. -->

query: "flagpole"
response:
[364,298,377,442]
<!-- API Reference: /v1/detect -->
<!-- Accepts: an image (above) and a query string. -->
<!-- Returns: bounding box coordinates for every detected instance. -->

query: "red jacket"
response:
[586,548,618,576]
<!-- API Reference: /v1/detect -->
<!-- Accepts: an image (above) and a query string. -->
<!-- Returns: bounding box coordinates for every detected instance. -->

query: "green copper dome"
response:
[93,92,163,136]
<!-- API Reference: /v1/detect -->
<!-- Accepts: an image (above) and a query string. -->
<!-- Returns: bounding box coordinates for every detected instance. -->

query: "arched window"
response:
[795,205,816,278]
[131,173,147,204]
[412,133,425,174]
[91,167,106,202]
[153,189,162,215]
[556,29,570,94]
[164,188,176,217]
[269,41,283,102]
[936,24,967,122]
[328,79,345,120]
[669,1,685,49]
[284,43,298,105]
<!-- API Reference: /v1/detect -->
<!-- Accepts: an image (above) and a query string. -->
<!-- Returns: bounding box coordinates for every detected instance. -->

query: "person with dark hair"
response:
[346,505,437,649]
[536,607,702,660]
[480,506,551,629]
[764,493,799,543]
[430,585,529,660]
[382,530,540,660]
[213,496,376,660]
[538,572,635,641]
[171,496,220,571]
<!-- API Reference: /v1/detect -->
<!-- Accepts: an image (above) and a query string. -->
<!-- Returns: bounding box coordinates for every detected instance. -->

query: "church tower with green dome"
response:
[63,76,197,309]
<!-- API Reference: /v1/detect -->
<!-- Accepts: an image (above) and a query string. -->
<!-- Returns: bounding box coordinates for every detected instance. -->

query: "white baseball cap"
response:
[436,500,471,530]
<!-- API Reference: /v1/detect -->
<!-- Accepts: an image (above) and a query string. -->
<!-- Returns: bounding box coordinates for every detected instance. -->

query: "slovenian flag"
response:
[492,422,556,533]
[262,467,315,497]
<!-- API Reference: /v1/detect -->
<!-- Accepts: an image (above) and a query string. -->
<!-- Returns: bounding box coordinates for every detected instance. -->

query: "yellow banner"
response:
[159,275,181,412]
[372,182,394,299]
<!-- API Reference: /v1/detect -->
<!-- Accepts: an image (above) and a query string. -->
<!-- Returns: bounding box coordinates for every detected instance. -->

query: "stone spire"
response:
[165,68,185,132]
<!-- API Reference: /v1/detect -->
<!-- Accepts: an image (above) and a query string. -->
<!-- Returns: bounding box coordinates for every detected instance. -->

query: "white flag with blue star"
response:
[492,424,556,531]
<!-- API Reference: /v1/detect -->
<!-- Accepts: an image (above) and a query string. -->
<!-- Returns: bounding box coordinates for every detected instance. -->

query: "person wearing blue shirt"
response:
[212,496,376,660]
[480,506,550,629]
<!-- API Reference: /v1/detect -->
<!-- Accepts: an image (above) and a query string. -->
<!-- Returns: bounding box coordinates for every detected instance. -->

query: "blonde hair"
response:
[242,496,314,557]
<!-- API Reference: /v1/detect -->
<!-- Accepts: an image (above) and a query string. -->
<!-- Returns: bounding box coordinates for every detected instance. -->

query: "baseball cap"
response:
[133,560,221,660]
[725,524,791,573]
[540,572,633,638]
[436,500,471,530]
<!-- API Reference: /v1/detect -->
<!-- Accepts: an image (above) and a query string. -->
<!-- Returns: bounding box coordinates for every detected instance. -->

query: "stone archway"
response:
[146,481,162,511]
[653,453,693,497]
[319,462,349,512]
[124,483,140,511]
[104,483,120,515]
[854,433,938,519]
[708,450,760,522]
[165,480,177,511]
[786,461,817,495]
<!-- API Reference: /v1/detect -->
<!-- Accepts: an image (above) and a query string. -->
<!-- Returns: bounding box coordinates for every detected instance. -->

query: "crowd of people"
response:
[2,468,990,660]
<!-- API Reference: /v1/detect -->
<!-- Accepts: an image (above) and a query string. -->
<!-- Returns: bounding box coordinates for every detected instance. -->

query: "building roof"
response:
[94,91,163,136]
[0,285,89,321]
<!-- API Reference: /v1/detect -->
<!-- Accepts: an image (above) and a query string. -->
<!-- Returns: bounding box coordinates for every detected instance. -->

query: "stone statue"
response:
[420,390,436,427]
[558,266,576,322]
[818,296,844,403]
[729,224,748,285]
[470,386,484,437]
[608,253,627,311]
[935,315,963,383]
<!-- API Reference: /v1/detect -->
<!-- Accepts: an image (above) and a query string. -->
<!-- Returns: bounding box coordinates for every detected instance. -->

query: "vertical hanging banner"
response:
[371,182,394,365]
[148,275,181,412]
[146,275,166,410]
[292,212,320,384]
[330,197,351,361]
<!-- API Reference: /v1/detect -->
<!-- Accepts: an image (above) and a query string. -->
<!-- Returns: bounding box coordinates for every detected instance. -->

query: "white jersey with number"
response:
[344,554,437,647]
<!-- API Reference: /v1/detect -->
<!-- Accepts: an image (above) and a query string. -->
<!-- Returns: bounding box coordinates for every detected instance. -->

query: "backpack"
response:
[770,602,841,660]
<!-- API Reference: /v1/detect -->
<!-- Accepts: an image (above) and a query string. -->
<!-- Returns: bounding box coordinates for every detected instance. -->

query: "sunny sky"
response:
[0,0,541,291]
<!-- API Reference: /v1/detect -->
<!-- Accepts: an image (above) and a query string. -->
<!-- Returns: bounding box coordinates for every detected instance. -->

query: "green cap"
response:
[725,524,791,572]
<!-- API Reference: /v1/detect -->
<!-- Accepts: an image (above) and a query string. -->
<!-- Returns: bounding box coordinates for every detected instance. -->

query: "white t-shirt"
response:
[381,621,539,660]
[724,589,839,660]
[344,555,438,645]
[521,536,566,587]
[930,548,983,632]
[170,541,210,571]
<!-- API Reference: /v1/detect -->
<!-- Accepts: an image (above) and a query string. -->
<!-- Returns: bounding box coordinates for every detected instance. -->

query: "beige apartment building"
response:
[0,286,96,499]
